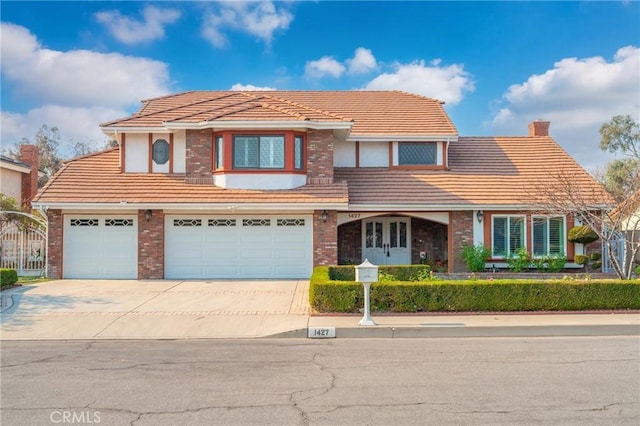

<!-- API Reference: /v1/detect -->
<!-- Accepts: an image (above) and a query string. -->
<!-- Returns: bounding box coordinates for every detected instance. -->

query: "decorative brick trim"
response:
[313,210,337,266]
[138,209,164,279]
[47,209,63,279]
[186,129,213,178]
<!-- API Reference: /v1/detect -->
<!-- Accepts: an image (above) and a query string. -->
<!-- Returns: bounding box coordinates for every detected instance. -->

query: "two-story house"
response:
[32,91,609,279]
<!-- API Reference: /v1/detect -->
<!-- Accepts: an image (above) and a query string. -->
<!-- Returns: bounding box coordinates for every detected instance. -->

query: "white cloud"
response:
[1,106,127,158]
[347,47,378,75]
[230,83,276,91]
[201,1,293,47]
[365,60,474,105]
[95,5,181,45]
[490,46,640,171]
[0,22,171,108]
[304,57,346,79]
[0,23,174,157]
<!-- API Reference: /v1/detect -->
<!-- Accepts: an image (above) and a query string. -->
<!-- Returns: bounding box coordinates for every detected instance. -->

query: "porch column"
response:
[313,210,337,266]
[449,211,474,272]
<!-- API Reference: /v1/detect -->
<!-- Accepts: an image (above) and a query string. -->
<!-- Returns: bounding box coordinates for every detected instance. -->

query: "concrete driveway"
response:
[0,279,310,339]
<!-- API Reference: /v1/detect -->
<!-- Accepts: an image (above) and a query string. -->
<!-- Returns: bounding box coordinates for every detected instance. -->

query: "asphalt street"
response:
[1,336,639,425]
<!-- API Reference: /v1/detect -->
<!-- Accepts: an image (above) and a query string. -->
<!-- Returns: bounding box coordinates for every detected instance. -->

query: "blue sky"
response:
[1,1,639,172]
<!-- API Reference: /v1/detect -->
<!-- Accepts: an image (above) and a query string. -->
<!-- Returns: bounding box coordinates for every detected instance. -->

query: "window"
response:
[233,135,284,169]
[492,215,525,257]
[398,143,437,165]
[294,136,304,169]
[215,135,223,169]
[532,216,565,257]
[152,139,169,165]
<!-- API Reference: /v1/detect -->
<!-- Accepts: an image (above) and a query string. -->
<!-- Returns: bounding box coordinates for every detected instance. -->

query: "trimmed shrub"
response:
[460,244,490,272]
[568,225,599,244]
[590,252,602,261]
[507,247,532,272]
[328,265,431,282]
[0,268,18,287]
[574,255,589,265]
[309,266,640,313]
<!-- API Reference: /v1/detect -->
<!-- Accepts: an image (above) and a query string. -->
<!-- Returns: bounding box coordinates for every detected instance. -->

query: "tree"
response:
[526,169,637,279]
[597,115,640,202]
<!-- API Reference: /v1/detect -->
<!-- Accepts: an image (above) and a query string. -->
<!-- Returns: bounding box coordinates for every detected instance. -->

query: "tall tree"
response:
[598,115,640,202]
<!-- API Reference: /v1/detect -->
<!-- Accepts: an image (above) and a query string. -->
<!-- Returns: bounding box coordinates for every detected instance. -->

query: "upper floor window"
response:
[532,216,565,257]
[233,135,284,169]
[492,215,526,257]
[214,135,223,170]
[294,136,304,170]
[398,142,436,166]
[152,139,169,165]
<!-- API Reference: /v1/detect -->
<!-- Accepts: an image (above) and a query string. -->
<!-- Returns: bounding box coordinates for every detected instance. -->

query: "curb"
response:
[267,324,640,339]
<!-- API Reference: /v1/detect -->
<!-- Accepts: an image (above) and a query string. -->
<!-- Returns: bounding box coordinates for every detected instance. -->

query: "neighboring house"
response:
[1,145,40,208]
[609,191,640,272]
[32,91,610,279]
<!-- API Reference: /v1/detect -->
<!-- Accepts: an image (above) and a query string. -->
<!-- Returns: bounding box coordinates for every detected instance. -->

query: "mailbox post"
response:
[355,259,378,326]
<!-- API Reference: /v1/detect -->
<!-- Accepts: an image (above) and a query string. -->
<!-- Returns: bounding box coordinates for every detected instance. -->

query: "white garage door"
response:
[63,215,138,279]
[165,215,312,279]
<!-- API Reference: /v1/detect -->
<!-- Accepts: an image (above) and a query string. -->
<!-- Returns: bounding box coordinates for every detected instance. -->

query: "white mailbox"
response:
[355,259,379,283]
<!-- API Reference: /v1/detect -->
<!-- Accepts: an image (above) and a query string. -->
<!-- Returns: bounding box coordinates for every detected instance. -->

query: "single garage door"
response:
[63,215,138,279]
[165,215,312,279]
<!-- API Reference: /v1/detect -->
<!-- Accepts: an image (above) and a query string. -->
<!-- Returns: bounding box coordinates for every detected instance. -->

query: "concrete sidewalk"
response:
[1,280,639,340]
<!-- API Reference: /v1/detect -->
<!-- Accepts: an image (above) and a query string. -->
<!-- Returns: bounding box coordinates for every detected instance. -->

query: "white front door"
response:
[362,217,411,265]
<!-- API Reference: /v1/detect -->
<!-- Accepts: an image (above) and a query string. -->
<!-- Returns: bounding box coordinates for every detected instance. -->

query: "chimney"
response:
[528,120,550,137]
[20,144,39,209]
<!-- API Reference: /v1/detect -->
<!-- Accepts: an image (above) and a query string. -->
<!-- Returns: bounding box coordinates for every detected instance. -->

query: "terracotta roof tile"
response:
[335,136,611,207]
[33,149,348,205]
[102,91,456,136]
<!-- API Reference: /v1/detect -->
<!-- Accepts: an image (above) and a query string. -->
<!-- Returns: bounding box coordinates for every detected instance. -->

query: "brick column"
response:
[47,209,63,279]
[313,210,337,266]
[449,211,474,272]
[138,209,164,279]
[306,129,334,184]
[19,144,39,208]
[185,129,213,180]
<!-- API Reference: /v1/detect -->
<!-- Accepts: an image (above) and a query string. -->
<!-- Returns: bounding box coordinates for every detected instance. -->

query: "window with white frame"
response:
[492,215,526,257]
[214,135,223,169]
[532,216,565,257]
[233,135,284,169]
[294,135,304,169]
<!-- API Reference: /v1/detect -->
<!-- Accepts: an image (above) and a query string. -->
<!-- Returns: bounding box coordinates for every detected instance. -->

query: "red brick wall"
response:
[306,129,334,184]
[337,220,361,264]
[449,211,473,272]
[138,209,164,279]
[19,144,39,208]
[314,210,337,266]
[186,129,213,178]
[411,218,448,264]
[47,209,63,279]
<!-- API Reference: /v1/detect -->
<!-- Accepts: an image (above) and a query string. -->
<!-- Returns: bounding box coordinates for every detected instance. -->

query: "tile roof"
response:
[101,91,457,136]
[335,136,612,207]
[33,149,348,206]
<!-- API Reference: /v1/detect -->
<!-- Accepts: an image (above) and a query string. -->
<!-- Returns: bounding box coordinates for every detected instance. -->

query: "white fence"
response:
[0,213,47,276]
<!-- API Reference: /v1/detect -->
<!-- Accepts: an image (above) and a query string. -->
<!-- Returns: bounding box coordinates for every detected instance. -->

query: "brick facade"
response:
[313,210,337,266]
[306,129,334,184]
[47,209,63,279]
[449,211,473,272]
[411,218,447,264]
[138,209,164,279]
[185,129,213,178]
[337,220,361,264]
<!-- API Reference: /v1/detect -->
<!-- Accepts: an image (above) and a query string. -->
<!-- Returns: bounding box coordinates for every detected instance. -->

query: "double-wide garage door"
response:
[165,215,313,279]
[63,215,138,279]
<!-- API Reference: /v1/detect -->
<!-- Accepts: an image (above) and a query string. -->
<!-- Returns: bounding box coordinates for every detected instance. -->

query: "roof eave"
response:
[347,134,458,142]
[32,201,350,211]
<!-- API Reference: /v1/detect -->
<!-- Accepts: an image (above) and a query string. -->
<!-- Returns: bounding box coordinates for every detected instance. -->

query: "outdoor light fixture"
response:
[476,210,484,223]
[321,210,329,223]
[145,209,152,222]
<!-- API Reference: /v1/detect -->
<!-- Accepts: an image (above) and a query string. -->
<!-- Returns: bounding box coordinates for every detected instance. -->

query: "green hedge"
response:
[310,266,640,313]
[0,268,18,288]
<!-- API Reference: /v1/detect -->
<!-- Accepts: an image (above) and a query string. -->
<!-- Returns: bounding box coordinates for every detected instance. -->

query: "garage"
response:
[63,215,138,278]
[165,215,313,279]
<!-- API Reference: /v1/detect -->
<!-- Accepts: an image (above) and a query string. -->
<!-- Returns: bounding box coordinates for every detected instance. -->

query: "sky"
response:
[1,1,639,173]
